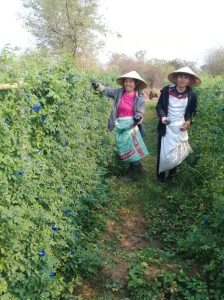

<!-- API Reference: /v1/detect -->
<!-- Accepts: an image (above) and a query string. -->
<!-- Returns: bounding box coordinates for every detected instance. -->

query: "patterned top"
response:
[168,86,188,120]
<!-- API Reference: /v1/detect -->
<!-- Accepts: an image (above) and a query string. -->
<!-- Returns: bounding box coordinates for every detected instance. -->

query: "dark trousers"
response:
[130,161,142,168]
[157,135,177,180]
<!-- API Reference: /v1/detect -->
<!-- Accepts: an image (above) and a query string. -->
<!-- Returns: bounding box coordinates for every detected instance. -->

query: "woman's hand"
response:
[133,116,141,124]
[161,117,170,125]
[180,120,190,131]
[91,80,99,90]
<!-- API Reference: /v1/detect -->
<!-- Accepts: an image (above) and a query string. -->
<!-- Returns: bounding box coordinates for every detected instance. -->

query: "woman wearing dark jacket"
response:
[156,67,201,181]
[92,71,148,180]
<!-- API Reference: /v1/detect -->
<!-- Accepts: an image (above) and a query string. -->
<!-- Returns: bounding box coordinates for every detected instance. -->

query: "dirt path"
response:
[77,102,158,300]
[78,206,151,300]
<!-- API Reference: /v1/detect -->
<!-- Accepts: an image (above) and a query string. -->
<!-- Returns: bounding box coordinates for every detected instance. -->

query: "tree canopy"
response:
[22,0,106,58]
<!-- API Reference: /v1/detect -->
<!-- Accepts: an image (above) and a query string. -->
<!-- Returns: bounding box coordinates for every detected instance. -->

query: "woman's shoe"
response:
[121,162,143,181]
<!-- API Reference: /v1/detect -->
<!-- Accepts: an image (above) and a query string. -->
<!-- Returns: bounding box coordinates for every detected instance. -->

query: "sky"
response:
[1,0,224,66]
[0,0,34,49]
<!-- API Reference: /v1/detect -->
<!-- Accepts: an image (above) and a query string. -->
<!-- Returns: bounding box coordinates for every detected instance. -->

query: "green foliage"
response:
[128,248,209,300]
[130,75,224,299]
[0,46,21,83]
[22,0,106,58]
[0,46,58,84]
[0,62,117,299]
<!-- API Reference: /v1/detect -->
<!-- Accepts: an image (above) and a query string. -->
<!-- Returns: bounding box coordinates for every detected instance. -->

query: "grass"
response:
[75,100,209,299]
[74,101,160,299]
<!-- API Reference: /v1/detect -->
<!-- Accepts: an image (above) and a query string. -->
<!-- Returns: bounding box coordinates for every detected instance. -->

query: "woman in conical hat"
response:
[156,66,201,181]
[92,71,149,180]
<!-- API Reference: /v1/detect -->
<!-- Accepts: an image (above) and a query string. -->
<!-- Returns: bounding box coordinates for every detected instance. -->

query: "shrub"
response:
[0,63,117,299]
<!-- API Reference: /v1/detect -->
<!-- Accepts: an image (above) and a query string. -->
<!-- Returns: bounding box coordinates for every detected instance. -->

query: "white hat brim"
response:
[168,67,201,87]
[116,71,148,90]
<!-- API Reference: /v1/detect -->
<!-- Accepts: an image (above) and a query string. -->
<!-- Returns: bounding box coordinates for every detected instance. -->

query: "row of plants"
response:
[0,61,120,299]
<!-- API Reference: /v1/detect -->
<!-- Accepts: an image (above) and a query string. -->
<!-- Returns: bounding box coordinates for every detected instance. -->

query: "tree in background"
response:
[107,53,138,73]
[168,58,196,70]
[107,52,199,89]
[107,53,173,89]
[144,62,173,89]
[22,0,106,60]
[202,47,224,75]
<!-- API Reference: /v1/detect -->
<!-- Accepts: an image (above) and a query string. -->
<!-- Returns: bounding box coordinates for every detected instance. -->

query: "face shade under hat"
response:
[116,71,147,90]
[168,67,201,87]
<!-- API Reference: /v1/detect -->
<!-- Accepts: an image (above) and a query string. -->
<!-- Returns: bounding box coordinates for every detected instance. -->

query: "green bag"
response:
[115,117,149,163]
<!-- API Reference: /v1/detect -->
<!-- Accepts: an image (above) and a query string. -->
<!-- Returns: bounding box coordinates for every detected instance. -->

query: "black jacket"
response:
[156,85,197,136]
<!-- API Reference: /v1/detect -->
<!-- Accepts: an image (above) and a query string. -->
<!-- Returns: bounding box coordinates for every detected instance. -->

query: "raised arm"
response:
[91,80,119,99]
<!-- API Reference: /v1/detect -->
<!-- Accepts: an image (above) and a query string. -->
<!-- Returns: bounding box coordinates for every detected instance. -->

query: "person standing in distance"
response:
[156,67,201,181]
[92,71,148,180]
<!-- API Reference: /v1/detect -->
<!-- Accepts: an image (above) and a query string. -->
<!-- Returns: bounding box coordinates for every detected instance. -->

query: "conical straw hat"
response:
[168,67,201,87]
[116,71,148,90]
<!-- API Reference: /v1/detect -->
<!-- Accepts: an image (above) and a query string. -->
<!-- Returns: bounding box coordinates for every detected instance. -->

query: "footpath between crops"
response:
[75,101,161,300]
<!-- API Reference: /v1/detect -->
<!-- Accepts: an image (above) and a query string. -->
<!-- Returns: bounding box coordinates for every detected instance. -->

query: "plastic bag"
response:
[159,119,192,173]
[115,117,149,163]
